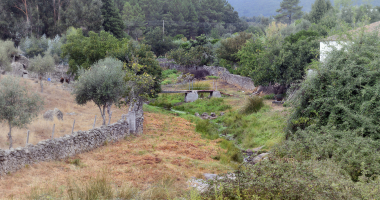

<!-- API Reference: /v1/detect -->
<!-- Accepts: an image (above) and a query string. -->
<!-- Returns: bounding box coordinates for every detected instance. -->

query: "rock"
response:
[203,173,218,180]
[43,110,54,121]
[195,112,200,117]
[210,112,216,117]
[201,112,209,119]
[11,62,24,77]
[43,108,64,121]
[252,153,269,164]
[54,108,63,120]
[220,112,225,116]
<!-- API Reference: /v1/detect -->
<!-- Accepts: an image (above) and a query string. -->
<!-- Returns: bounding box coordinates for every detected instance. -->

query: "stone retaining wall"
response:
[158,59,255,91]
[0,110,143,176]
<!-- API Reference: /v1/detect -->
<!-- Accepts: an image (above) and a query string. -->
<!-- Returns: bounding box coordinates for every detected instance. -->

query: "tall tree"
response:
[275,0,303,24]
[307,0,333,24]
[101,0,124,38]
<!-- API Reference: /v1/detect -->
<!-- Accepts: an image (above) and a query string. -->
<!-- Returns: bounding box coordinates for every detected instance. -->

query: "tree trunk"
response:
[40,78,43,92]
[107,103,112,125]
[8,121,12,149]
[98,105,106,125]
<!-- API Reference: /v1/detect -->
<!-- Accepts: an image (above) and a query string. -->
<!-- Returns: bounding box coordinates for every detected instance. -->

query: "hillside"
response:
[228,0,380,17]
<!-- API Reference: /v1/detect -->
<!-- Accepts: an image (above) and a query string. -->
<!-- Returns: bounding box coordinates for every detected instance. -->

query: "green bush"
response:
[201,158,363,199]
[162,69,178,79]
[262,94,275,99]
[241,96,264,115]
[206,76,219,80]
[161,80,173,85]
[219,139,243,163]
[195,120,219,140]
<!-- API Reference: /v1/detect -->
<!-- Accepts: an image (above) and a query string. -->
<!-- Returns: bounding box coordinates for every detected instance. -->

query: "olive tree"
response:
[73,57,126,125]
[0,76,44,149]
[29,54,55,92]
[0,40,18,79]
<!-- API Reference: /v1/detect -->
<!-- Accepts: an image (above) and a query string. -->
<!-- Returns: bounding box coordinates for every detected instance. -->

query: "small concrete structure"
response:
[185,91,199,102]
[162,90,222,102]
[211,91,221,98]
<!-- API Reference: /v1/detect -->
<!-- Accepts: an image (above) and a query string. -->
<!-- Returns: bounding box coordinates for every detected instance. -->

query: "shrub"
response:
[206,76,219,79]
[241,96,264,114]
[162,69,178,79]
[190,70,210,80]
[195,120,219,140]
[201,158,362,199]
[262,94,275,99]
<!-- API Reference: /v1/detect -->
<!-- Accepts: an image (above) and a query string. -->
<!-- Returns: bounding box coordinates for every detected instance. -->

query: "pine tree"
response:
[101,0,124,38]
[275,0,303,24]
[308,0,333,24]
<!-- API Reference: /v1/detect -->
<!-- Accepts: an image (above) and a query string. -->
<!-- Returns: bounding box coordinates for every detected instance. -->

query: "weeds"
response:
[241,96,264,115]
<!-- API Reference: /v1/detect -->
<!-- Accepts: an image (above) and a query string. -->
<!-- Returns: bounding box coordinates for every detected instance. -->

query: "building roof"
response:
[323,21,380,41]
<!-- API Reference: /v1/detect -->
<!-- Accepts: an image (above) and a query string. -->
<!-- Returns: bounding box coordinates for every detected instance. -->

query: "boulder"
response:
[54,108,63,120]
[251,153,269,164]
[43,108,64,121]
[201,112,209,119]
[11,62,24,77]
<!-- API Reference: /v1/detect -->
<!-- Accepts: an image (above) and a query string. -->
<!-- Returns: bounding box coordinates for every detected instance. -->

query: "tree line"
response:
[0,0,245,42]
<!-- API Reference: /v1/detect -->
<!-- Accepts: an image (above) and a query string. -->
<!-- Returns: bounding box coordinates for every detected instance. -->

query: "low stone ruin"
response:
[43,108,64,121]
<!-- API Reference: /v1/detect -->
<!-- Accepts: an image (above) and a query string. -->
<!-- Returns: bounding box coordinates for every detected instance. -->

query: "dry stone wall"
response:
[0,111,143,176]
[158,59,255,91]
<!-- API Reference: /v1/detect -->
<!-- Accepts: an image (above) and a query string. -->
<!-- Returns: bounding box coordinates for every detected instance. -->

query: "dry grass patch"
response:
[0,76,127,149]
[0,112,230,199]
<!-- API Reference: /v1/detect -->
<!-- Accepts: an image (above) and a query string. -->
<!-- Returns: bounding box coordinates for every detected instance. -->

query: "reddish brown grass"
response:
[0,112,229,199]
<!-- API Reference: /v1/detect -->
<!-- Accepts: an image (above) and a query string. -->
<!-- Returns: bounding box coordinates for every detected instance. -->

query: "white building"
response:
[320,21,380,63]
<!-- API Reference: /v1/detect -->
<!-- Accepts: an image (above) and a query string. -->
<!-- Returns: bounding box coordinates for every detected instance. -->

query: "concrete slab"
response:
[211,91,221,98]
[185,91,198,102]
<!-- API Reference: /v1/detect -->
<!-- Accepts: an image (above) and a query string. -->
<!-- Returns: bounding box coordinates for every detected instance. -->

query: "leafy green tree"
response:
[101,0,125,38]
[306,0,333,24]
[109,40,163,96]
[61,28,162,96]
[29,54,55,92]
[0,76,44,149]
[238,30,319,86]
[73,57,125,125]
[61,28,119,75]
[216,32,253,63]
[275,0,303,24]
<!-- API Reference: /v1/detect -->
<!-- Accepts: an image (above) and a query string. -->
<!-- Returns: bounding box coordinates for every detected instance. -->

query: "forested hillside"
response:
[228,0,380,17]
[0,0,245,42]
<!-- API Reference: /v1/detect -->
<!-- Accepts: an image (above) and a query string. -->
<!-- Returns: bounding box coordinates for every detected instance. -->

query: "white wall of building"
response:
[320,41,346,63]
